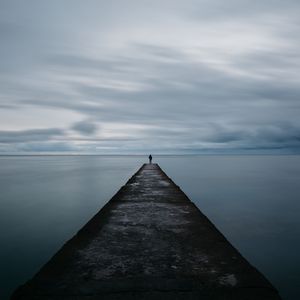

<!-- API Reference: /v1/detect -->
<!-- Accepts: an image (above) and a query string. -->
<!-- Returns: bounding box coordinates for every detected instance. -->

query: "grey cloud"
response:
[60,137,138,142]
[189,0,300,21]
[0,128,64,144]
[253,124,300,144]
[0,21,22,40]
[0,104,16,109]
[71,120,98,135]
[47,54,129,74]
[203,128,246,144]
[203,123,300,151]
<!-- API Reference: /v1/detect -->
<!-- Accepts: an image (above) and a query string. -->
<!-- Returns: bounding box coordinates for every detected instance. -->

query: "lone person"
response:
[148,154,152,164]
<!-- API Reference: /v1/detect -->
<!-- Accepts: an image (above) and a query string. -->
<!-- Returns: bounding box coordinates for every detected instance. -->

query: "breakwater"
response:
[12,163,281,299]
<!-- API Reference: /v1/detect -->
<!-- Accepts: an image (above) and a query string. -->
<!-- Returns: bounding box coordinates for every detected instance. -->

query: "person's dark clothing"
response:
[149,155,152,164]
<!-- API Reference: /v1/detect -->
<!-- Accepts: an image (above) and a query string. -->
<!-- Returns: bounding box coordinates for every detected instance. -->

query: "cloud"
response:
[71,120,98,135]
[0,128,64,144]
[6,43,300,153]
[1,1,300,153]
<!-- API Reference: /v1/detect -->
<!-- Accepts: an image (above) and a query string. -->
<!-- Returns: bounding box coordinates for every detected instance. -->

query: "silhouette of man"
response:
[149,154,152,164]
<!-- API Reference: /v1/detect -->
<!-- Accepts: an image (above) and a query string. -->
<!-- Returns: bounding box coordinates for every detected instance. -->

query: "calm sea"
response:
[0,155,299,299]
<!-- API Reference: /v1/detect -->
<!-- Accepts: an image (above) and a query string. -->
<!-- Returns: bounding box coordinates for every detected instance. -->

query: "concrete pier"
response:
[12,164,281,299]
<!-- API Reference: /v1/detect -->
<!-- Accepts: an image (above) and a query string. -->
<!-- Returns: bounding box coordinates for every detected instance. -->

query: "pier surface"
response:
[12,164,280,299]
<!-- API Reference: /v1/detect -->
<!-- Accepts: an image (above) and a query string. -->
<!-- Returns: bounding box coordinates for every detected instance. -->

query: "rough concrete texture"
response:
[12,163,281,299]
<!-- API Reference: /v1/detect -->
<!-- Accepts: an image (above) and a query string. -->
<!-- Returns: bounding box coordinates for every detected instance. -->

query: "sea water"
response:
[0,155,299,299]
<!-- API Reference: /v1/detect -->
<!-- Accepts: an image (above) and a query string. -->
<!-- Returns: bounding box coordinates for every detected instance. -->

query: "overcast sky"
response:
[1,0,300,154]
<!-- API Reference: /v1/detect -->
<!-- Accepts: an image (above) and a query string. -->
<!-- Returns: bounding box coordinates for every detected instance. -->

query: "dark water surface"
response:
[0,155,299,299]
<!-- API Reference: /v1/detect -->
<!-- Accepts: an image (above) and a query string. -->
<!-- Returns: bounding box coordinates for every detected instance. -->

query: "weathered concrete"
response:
[12,163,281,299]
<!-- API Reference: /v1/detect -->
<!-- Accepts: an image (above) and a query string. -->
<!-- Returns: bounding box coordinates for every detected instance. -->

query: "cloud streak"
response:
[0,128,64,144]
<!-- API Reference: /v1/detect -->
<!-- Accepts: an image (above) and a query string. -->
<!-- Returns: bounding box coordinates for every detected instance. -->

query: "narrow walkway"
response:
[12,164,281,299]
